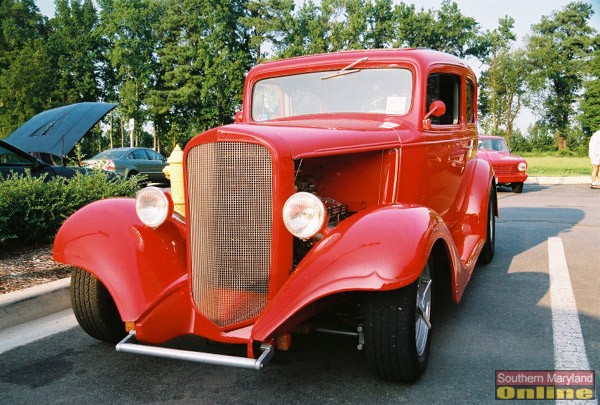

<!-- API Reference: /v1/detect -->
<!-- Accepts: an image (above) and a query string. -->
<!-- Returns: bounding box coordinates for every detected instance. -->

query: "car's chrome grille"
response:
[493,165,520,175]
[186,142,272,327]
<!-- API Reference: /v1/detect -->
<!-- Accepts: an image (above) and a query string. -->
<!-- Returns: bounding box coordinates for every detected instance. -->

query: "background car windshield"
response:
[480,139,509,152]
[252,68,413,121]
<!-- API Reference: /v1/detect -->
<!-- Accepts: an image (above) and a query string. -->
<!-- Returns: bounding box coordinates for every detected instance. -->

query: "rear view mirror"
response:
[423,100,446,130]
[234,111,243,123]
[425,100,446,119]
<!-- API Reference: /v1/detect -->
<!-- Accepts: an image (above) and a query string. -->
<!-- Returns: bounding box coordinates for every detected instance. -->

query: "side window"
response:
[466,79,475,124]
[148,150,164,161]
[131,149,149,160]
[426,73,460,125]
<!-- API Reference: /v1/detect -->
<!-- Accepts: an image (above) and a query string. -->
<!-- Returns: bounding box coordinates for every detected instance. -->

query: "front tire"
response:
[511,182,524,193]
[71,268,127,343]
[363,261,433,382]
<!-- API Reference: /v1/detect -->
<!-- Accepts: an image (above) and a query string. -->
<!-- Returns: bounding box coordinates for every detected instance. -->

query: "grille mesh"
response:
[493,165,519,175]
[187,142,272,327]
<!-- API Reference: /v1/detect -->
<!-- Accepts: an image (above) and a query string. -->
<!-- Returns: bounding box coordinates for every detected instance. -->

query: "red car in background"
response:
[478,135,528,193]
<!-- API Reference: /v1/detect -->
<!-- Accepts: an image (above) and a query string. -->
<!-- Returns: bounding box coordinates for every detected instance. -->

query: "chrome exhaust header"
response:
[116,331,274,370]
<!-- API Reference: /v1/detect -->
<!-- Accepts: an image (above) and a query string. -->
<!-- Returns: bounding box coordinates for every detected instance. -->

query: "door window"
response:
[131,149,149,160]
[426,73,460,125]
[466,79,475,124]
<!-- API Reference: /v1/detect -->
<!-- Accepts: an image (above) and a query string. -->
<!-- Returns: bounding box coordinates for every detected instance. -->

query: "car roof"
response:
[248,48,472,81]
[90,147,160,159]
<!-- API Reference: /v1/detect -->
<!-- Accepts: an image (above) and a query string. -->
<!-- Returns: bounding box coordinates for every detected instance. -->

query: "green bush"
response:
[0,171,140,245]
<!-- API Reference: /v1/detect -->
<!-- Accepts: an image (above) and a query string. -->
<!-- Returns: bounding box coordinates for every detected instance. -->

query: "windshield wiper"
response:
[320,57,368,80]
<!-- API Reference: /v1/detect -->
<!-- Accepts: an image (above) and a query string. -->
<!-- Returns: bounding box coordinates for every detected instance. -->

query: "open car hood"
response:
[5,102,117,157]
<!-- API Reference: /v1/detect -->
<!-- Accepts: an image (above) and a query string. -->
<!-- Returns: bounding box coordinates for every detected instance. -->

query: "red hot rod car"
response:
[53,49,496,382]
[477,135,528,193]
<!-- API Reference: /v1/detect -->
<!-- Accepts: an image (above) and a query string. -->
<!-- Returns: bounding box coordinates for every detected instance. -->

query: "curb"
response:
[0,278,71,330]
[526,176,590,185]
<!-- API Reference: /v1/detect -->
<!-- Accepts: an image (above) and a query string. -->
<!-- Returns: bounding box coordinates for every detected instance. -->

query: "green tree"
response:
[248,0,487,59]
[329,0,369,50]
[281,0,331,57]
[579,34,600,134]
[0,0,48,136]
[394,0,486,59]
[98,0,163,148]
[324,0,393,50]
[526,2,596,149]
[0,0,46,67]
[366,0,394,48]
[47,0,103,105]
[245,0,297,59]
[0,40,55,135]
[244,0,330,59]
[479,17,528,140]
[149,0,252,149]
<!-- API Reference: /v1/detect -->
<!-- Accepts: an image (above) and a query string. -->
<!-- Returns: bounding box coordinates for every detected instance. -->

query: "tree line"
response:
[0,0,598,158]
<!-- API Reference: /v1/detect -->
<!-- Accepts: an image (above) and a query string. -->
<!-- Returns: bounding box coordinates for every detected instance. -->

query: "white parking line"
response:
[0,309,77,355]
[548,237,597,404]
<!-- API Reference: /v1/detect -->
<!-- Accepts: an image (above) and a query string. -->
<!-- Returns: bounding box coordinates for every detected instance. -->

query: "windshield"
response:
[479,139,509,152]
[0,145,31,164]
[251,68,412,121]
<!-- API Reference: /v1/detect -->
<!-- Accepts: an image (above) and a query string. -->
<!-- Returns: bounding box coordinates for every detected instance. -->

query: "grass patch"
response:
[523,156,591,176]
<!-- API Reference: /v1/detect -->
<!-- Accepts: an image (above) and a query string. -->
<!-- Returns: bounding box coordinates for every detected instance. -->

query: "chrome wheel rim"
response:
[415,265,432,357]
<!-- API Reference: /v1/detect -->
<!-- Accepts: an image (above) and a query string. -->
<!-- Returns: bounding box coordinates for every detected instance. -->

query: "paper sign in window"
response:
[386,97,407,114]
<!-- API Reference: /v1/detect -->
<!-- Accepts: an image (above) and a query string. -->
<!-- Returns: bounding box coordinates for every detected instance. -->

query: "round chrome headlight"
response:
[283,192,327,239]
[136,186,173,228]
[518,162,527,171]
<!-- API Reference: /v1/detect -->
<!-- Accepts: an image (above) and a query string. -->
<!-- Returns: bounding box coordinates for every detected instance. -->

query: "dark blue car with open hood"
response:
[0,102,117,180]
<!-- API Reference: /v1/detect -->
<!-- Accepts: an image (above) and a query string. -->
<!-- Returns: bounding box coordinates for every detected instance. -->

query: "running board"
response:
[116,331,274,370]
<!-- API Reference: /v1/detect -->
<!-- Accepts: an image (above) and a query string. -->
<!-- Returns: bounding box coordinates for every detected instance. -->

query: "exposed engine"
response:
[292,173,350,266]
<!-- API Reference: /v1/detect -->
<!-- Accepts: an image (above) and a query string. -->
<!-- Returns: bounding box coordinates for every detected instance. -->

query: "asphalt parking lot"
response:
[0,182,598,404]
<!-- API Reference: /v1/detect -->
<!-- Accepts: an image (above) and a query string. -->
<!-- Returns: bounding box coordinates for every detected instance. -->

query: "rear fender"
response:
[468,157,496,223]
[52,198,188,322]
[252,204,459,342]
[450,157,496,270]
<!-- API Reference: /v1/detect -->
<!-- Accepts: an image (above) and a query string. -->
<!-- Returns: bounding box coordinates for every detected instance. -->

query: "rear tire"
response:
[71,268,126,343]
[479,184,496,264]
[363,261,433,382]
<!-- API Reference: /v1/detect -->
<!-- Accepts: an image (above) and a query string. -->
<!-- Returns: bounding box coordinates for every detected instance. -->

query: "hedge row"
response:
[0,171,140,245]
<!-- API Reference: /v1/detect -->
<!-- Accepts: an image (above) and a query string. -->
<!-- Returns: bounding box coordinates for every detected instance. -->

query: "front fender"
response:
[52,198,188,321]
[252,204,452,342]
